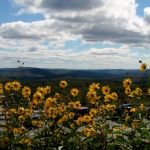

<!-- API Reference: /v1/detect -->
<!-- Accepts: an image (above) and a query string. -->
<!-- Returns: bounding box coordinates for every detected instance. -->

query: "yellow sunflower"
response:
[135,87,142,96]
[54,92,60,98]
[12,81,21,91]
[37,87,47,96]
[111,92,118,101]
[68,101,74,108]
[125,116,130,122]
[89,82,100,92]
[87,90,100,104]
[87,91,97,100]
[123,78,131,88]
[0,83,3,89]
[70,88,79,97]
[148,88,150,95]
[33,92,44,103]
[13,128,19,134]
[22,86,31,98]
[89,108,97,116]
[104,94,112,102]
[45,86,51,94]
[0,89,3,95]
[140,63,147,72]
[29,100,38,108]
[18,107,25,115]
[1,137,9,147]
[19,126,26,134]
[125,87,131,95]
[60,80,67,88]
[73,101,81,109]
[139,104,145,110]
[102,86,110,95]
[4,82,12,90]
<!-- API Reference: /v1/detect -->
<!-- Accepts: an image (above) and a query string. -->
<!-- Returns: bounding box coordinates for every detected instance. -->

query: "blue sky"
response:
[0,0,150,69]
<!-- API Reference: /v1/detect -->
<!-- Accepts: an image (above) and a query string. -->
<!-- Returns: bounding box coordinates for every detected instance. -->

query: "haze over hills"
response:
[0,67,147,81]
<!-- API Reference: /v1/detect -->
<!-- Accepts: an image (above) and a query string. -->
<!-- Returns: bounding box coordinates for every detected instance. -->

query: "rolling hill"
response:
[0,67,147,81]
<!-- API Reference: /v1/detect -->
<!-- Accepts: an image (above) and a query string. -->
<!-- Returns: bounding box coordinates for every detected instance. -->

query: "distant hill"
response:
[0,67,147,81]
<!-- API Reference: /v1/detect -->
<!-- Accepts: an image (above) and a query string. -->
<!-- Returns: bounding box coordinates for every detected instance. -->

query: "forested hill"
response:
[0,67,147,80]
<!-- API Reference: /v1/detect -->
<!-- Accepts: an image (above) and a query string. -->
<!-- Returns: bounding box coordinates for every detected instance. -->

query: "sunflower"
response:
[32,120,37,126]
[58,103,67,113]
[1,137,9,147]
[25,139,31,145]
[110,104,116,111]
[73,101,81,109]
[140,63,147,72]
[139,104,145,110]
[111,92,118,101]
[22,86,31,98]
[54,92,60,98]
[57,119,63,125]
[76,117,83,125]
[135,87,142,96]
[70,88,79,97]
[87,91,97,100]
[68,112,75,119]
[19,139,31,145]
[33,92,44,103]
[37,87,47,96]
[130,108,137,113]
[88,120,96,127]
[87,91,100,104]
[89,82,100,92]
[102,86,110,95]
[12,81,21,91]
[105,104,111,111]
[122,124,127,130]
[68,101,74,108]
[13,128,19,134]
[29,100,38,108]
[86,128,96,137]
[45,97,57,107]
[19,126,26,134]
[123,78,131,88]
[8,109,17,115]
[125,87,131,95]
[18,107,25,115]
[0,89,3,95]
[0,83,3,89]
[89,108,97,116]
[148,88,150,95]
[61,115,68,122]
[60,80,67,88]
[43,104,50,111]
[45,86,51,94]
[4,82,12,90]
[37,121,44,128]
[104,94,112,102]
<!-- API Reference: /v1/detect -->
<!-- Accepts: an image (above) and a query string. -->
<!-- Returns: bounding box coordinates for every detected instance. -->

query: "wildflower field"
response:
[0,62,150,149]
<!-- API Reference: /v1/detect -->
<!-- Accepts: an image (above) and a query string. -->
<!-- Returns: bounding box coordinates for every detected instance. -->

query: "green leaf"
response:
[66,124,84,139]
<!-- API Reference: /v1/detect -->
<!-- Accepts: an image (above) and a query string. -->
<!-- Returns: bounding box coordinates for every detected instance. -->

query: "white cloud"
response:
[0,0,150,69]
[1,0,148,48]
[144,7,150,23]
[0,44,140,69]
[142,54,150,58]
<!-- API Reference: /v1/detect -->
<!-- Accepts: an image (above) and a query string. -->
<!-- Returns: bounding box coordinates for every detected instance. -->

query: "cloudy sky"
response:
[0,0,150,69]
